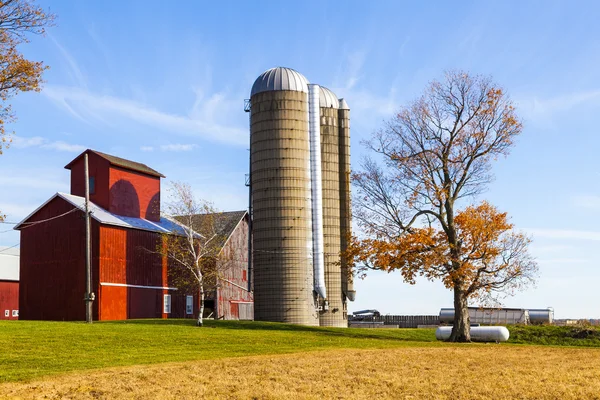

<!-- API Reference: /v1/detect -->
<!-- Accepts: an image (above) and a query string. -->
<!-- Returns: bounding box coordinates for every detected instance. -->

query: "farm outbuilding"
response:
[439,307,554,325]
[0,246,19,320]
[16,149,252,321]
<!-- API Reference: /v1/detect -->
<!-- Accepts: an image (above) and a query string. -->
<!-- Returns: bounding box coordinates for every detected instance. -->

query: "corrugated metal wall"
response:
[250,90,318,326]
[19,197,99,321]
[109,166,161,222]
[319,106,345,327]
[98,225,168,320]
[0,281,19,320]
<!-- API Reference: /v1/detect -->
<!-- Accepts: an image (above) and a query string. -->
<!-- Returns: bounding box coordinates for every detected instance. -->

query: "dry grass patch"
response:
[2,346,600,399]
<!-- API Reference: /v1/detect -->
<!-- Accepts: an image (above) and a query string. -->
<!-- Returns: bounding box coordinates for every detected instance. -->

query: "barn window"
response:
[89,176,95,195]
[186,296,193,315]
[3,310,8,317]
[12,310,18,317]
[163,294,171,314]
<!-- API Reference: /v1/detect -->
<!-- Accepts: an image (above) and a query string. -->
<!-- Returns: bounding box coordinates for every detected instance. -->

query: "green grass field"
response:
[1,319,599,384]
[1,319,438,383]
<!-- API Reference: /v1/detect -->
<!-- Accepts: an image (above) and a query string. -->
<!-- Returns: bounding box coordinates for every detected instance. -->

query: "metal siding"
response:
[18,197,90,321]
[69,152,111,212]
[109,166,161,222]
[251,90,318,326]
[0,281,19,320]
[98,225,166,320]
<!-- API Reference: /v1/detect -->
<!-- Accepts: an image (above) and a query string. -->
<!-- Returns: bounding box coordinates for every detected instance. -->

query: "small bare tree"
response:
[349,71,538,342]
[161,182,228,327]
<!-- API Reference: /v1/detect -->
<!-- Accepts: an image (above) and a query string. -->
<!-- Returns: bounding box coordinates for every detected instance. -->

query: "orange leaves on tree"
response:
[0,0,55,155]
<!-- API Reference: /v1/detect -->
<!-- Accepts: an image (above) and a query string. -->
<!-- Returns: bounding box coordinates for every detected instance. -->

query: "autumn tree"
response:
[349,71,538,342]
[0,0,54,154]
[160,182,233,327]
[0,0,54,222]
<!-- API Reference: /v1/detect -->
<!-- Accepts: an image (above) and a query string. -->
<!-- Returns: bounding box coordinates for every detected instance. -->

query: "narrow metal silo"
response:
[338,98,356,305]
[250,67,319,326]
[318,86,346,327]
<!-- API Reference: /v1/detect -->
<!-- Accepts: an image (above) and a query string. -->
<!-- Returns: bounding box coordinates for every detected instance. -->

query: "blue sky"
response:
[0,1,598,318]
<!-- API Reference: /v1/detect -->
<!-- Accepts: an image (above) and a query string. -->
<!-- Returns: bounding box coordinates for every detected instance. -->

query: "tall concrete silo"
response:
[249,67,319,326]
[318,86,345,327]
[338,98,356,304]
[248,67,354,327]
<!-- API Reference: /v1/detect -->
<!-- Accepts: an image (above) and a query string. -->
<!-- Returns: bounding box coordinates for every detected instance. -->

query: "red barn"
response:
[16,149,252,321]
[177,211,253,320]
[0,246,19,320]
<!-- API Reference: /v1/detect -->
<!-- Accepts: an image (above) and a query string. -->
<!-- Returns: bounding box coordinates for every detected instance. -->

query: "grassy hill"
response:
[1,319,437,382]
[2,320,600,399]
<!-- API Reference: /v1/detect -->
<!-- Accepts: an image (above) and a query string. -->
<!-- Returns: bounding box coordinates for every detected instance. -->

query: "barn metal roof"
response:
[174,210,247,252]
[0,247,19,281]
[251,67,309,97]
[14,192,184,235]
[65,149,165,178]
[319,86,339,108]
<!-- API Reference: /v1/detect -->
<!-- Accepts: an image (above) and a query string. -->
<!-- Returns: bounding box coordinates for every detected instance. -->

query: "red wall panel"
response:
[19,197,100,321]
[69,153,111,211]
[109,166,160,221]
[99,285,127,320]
[98,225,168,320]
[0,281,19,320]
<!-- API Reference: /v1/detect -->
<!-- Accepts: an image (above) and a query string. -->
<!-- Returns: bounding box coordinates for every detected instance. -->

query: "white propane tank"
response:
[435,326,510,342]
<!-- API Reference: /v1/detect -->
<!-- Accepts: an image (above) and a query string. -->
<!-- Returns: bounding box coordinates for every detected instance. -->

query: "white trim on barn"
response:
[100,282,178,290]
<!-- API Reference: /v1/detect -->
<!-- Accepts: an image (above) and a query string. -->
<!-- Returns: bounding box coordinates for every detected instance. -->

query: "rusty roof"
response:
[65,149,165,178]
[174,210,247,251]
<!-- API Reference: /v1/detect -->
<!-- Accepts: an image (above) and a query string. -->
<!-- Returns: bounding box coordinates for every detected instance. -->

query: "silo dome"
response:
[251,67,309,97]
[319,86,339,108]
[338,98,349,110]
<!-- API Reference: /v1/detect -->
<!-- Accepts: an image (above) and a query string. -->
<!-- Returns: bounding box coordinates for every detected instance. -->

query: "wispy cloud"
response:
[140,146,154,152]
[43,86,247,146]
[160,144,198,152]
[11,136,86,153]
[526,228,600,242]
[50,36,87,88]
[516,89,600,125]
[572,195,600,211]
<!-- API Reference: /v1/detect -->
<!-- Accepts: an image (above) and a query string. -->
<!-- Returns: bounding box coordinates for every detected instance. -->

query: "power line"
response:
[0,243,19,253]
[5,208,80,231]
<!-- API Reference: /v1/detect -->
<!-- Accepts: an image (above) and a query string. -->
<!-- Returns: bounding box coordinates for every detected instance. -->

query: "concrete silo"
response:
[249,67,318,325]
[248,67,355,326]
[338,98,356,304]
[318,86,345,327]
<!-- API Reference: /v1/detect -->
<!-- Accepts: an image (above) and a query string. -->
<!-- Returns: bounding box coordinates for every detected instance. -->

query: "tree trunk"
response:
[197,284,204,327]
[449,285,470,342]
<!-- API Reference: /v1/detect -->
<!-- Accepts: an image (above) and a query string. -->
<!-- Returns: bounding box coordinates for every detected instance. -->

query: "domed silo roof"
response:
[338,98,350,110]
[319,86,339,108]
[251,67,309,97]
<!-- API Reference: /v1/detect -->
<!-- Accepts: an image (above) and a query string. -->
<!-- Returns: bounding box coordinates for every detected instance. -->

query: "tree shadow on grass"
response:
[106,319,436,343]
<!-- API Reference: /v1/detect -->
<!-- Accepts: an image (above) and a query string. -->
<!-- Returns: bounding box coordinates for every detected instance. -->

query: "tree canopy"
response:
[349,71,538,342]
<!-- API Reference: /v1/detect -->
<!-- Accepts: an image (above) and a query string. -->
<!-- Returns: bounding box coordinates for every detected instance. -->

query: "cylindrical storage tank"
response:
[439,308,455,324]
[318,86,345,327]
[338,98,355,304]
[250,67,318,326]
[528,308,553,324]
[435,326,510,342]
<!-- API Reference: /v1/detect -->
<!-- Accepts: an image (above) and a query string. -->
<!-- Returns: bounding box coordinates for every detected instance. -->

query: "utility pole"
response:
[84,153,93,323]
